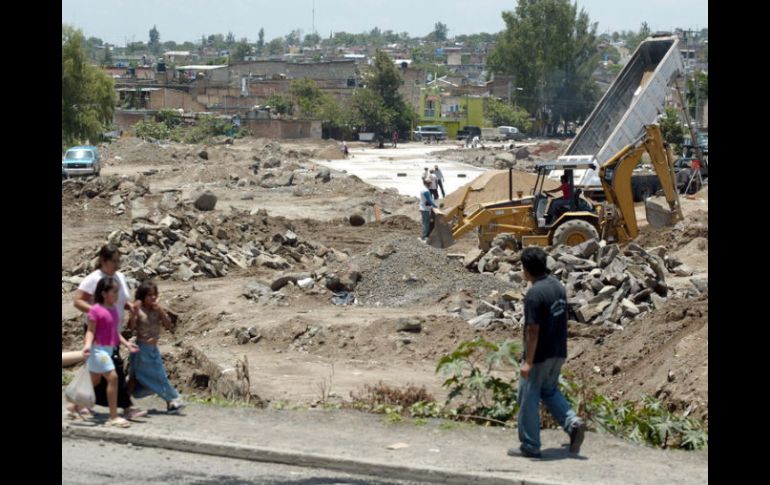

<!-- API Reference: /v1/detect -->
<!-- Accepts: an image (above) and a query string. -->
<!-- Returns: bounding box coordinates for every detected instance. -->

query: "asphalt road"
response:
[62,437,425,485]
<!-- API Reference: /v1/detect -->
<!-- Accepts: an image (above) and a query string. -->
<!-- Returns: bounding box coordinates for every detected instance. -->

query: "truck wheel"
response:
[552,219,599,246]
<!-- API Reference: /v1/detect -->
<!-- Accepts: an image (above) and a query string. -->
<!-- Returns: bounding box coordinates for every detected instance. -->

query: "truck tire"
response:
[551,219,599,246]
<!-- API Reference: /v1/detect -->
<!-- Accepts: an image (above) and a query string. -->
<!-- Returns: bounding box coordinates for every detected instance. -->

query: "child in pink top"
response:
[82,276,139,428]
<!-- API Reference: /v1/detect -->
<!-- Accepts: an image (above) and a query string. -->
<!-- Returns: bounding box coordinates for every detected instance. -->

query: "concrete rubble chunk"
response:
[315,168,331,183]
[175,264,195,282]
[109,194,123,207]
[374,243,396,259]
[284,230,298,245]
[673,264,694,277]
[243,281,272,300]
[194,191,217,211]
[599,244,620,267]
[620,298,640,316]
[602,257,627,286]
[464,248,484,268]
[270,275,298,291]
[570,239,600,259]
[650,293,667,310]
[297,277,314,289]
[256,254,290,270]
[690,277,708,293]
[468,311,496,329]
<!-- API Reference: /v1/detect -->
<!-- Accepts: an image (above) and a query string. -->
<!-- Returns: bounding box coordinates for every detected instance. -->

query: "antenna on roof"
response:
[312,0,316,35]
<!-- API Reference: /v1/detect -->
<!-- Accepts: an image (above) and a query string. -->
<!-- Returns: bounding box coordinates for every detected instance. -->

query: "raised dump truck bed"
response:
[550,36,685,198]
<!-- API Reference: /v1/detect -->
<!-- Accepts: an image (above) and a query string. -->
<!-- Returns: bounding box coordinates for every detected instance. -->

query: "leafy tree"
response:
[488,0,600,135]
[233,39,252,62]
[361,50,416,134]
[257,28,265,54]
[102,45,113,66]
[351,88,393,133]
[267,38,285,55]
[485,98,533,133]
[659,106,685,150]
[226,31,235,45]
[303,32,321,47]
[285,29,301,46]
[62,25,117,147]
[266,94,293,115]
[430,22,449,42]
[289,78,323,117]
[149,25,161,55]
[625,22,650,52]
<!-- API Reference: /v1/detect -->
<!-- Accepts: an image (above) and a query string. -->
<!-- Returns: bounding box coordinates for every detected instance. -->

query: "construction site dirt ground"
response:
[61,136,708,427]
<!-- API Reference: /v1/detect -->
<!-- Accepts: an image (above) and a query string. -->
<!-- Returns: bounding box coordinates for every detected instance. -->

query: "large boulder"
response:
[194,191,217,211]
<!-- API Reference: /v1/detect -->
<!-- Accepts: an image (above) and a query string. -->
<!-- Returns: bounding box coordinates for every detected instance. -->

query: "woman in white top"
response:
[69,245,146,421]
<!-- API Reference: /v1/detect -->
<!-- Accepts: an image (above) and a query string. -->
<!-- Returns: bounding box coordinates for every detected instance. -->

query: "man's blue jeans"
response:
[517,357,579,452]
[420,210,431,239]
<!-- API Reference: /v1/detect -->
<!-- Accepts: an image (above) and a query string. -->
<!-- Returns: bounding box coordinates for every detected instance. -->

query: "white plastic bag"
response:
[65,365,95,408]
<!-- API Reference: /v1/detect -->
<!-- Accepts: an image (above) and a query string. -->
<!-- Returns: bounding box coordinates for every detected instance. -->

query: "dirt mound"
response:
[315,146,345,160]
[636,210,708,250]
[351,235,515,306]
[568,294,708,423]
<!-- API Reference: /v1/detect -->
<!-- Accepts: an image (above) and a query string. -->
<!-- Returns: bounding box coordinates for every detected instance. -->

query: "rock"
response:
[620,298,640,317]
[175,265,195,282]
[491,233,517,251]
[690,277,708,293]
[131,198,152,220]
[256,254,290,270]
[673,264,694,277]
[263,157,281,168]
[216,228,228,239]
[589,285,617,303]
[464,249,484,268]
[349,214,366,226]
[599,244,620,267]
[646,246,668,259]
[478,256,499,273]
[198,150,208,160]
[297,277,314,289]
[236,331,250,344]
[374,243,396,259]
[273,173,294,186]
[602,257,627,286]
[194,191,217,211]
[338,271,362,291]
[515,147,530,159]
[271,275,298,291]
[665,255,683,270]
[315,168,331,183]
[650,293,667,310]
[250,335,262,344]
[570,239,600,259]
[159,215,180,229]
[109,194,123,207]
[468,312,496,329]
[243,281,272,300]
[558,253,597,269]
[395,318,422,333]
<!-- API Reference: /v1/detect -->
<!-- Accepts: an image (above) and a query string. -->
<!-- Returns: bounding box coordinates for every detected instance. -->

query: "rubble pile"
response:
[471,234,707,329]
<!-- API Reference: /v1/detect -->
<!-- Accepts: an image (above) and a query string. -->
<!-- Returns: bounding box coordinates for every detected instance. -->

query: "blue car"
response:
[62,146,101,178]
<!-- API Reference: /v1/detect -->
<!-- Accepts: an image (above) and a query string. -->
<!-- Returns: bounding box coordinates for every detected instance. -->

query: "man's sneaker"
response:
[167,399,187,414]
[508,446,542,459]
[569,419,587,453]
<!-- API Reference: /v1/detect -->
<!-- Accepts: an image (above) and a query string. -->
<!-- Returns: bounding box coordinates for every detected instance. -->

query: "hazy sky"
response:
[62,0,708,46]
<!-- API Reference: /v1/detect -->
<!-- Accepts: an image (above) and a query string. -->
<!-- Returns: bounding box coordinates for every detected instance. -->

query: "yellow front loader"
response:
[428,125,683,250]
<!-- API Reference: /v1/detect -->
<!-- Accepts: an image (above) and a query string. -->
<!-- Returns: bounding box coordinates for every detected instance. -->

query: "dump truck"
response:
[428,124,683,250]
[547,35,686,202]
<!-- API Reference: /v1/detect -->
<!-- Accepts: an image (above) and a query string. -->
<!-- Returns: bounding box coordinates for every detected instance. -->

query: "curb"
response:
[62,422,567,485]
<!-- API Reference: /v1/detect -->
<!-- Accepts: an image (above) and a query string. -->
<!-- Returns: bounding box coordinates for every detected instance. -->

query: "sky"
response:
[62,0,708,46]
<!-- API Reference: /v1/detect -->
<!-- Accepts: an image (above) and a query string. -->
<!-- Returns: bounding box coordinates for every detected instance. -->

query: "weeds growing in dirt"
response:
[435,337,708,450]
[316,364,335,404]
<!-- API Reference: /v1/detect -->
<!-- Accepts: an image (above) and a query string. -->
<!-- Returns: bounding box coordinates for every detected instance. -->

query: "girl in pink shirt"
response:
[82,276,139,428]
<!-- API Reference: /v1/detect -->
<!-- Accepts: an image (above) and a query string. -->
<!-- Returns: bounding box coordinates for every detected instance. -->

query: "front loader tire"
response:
[551,219,599,246]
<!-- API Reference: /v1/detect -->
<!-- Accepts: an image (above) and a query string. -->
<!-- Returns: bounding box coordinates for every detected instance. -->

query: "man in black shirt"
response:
[509,247,586,458]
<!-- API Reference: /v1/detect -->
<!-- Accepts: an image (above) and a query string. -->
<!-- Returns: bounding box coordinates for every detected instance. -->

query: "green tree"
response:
[361,50,416,134]
[303,32,321,47]
[485,98,533,133]
[102,45,113,66]
[289,78,323,117]
[658,106,684,150]
[149,25,161,55]
[267,38,284,55]
[233,39,252,62]
[266,94,293,115]
[285,29,301,46]
[351,88,393,133]
[226,31,236,45]
[257,28,265,54]
[488,0,600,135]
[625,22,650,52]
[62,25,117,147]
[430,22,449,42]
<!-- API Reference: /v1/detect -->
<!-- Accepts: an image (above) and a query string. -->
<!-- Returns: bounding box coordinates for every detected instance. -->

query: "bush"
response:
[134,120,172,141]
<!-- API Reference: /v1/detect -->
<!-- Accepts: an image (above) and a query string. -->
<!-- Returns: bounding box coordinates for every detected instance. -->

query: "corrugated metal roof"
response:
[176,65,227,70]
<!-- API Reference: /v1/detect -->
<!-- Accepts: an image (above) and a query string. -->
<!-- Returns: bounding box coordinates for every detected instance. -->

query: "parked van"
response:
[413,125,447,141]
[497,126,525,141]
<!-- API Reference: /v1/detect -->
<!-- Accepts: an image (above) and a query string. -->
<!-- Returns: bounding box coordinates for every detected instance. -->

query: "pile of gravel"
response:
[351,235,515,307]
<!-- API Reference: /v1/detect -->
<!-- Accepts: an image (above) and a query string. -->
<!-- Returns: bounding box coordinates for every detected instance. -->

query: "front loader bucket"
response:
[644,196,678,228]
[427,212,455,248]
